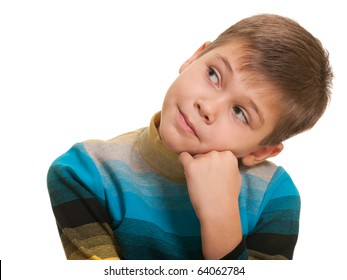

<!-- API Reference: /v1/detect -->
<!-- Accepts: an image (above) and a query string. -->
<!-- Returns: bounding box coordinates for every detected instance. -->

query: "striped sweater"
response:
[47,112,300,260]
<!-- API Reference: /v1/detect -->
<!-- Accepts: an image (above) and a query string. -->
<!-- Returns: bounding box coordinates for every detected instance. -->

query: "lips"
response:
[179,109,197,137]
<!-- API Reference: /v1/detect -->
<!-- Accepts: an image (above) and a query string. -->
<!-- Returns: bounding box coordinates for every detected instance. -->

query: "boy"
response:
[47,14,333,260]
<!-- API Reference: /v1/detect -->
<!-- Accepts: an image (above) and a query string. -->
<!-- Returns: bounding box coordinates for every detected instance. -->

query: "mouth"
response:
[178,109,198,137]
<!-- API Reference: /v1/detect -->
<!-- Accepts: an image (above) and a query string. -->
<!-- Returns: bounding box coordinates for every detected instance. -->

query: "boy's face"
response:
[159,41,282,163]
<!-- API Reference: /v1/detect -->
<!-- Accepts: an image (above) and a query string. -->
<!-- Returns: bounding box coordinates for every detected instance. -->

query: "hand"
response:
[179,150,241,220]
[179,150,243,259]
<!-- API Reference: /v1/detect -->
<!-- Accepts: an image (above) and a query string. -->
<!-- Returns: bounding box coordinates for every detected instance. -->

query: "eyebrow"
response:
[216,54,233,75]
[248,99,265,126]
[216,54,265,126]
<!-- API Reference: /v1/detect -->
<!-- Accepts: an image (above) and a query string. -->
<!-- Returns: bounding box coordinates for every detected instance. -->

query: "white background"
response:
[1,0,346,278]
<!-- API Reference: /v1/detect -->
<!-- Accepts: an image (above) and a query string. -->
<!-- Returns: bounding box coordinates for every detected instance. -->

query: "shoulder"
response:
[48,127,145,183]
[239,161,300,234]
[76,128,146,164]
[240,160,278,182]
[239,161,299,213]
[240,160,298,195]
[84,127,145,149]
[47,129,144,203]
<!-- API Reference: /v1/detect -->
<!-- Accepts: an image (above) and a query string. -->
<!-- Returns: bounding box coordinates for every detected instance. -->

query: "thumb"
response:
[179,151,193,168]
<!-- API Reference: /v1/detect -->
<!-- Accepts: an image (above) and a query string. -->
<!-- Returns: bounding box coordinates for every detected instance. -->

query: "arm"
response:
[245,168,300,260]
[180,152,300,260]
[179,151,243,260]
[47,144,121,260]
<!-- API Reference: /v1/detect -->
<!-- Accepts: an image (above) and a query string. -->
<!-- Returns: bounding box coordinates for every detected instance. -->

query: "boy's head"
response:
[159,14,333,166]
[198,14,333,145]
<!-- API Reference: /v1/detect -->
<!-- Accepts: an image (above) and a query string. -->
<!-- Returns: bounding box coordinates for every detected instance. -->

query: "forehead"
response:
[206,41,278,90]
[206,41,261,75]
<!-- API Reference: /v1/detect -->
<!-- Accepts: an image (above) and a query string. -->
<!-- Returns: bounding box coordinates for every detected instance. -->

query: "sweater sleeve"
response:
[221,167,300,260]
[47,143,122,260]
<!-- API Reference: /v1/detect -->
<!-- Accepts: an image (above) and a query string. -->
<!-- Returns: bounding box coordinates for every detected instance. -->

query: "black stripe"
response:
[246,233,298,259]
[53,198,111,229]
[220,238,247,260]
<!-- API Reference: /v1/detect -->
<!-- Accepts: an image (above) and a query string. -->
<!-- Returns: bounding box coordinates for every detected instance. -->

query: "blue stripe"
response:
[121,192,200,236]
[267,167,300,198]
[47,143,105,206]
[239,172,269,234]
[116,218,201,260]
[238,166,299,236]
[99,160,188,197]
[96,160,200,235]
[253,196,300,235]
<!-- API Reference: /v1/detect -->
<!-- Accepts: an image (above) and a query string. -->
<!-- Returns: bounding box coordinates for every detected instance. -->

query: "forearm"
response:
[200,200,242,260]
[179,151,243,259]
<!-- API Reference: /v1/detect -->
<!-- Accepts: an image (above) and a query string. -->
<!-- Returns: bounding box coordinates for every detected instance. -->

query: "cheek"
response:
[206,126,255,156]
[204,128,235,151]
[173,73,202,97]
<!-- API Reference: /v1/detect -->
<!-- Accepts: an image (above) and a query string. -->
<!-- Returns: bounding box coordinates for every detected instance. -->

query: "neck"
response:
[137,112,185,182]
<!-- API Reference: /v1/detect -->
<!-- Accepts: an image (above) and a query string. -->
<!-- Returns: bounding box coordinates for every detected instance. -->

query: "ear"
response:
[179,41,211,74]
[241,143,284,166]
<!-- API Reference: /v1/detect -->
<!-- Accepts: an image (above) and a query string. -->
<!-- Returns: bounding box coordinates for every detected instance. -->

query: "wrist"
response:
[199,201,242,260]
[198,197,240,224]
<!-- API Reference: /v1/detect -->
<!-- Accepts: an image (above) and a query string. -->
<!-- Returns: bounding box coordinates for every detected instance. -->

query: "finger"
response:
[178,151,193,167]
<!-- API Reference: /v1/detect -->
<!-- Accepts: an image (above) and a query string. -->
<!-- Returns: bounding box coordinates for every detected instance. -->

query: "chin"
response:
[159,132,179,154]
[159,127,203,155]
[161,136,193,155]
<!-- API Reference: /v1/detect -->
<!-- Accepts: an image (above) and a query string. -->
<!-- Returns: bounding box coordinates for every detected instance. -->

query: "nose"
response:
[195,99,218,124]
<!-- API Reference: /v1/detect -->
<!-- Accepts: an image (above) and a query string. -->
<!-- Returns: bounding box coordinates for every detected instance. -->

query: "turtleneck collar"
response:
[137,112,186,183]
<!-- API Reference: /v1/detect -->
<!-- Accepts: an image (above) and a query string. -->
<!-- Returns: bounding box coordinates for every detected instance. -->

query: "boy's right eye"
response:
[208,67,220,86]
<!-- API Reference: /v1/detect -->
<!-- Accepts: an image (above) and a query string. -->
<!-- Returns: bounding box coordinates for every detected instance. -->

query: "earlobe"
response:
[241,143,284,166]
[179,41,211,74]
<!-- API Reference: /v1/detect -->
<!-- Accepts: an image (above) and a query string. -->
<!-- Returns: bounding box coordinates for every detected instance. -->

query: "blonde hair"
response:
[200,14,333,145]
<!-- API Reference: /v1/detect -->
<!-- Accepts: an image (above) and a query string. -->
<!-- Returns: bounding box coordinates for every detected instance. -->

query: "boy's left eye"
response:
[208,67,220,85]
[233,106,249,124]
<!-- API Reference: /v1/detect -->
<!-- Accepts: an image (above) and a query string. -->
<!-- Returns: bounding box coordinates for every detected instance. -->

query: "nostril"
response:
[196,102,210,122]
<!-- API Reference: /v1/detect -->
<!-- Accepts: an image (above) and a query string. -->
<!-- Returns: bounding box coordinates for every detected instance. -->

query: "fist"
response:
[179,150,242,220]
